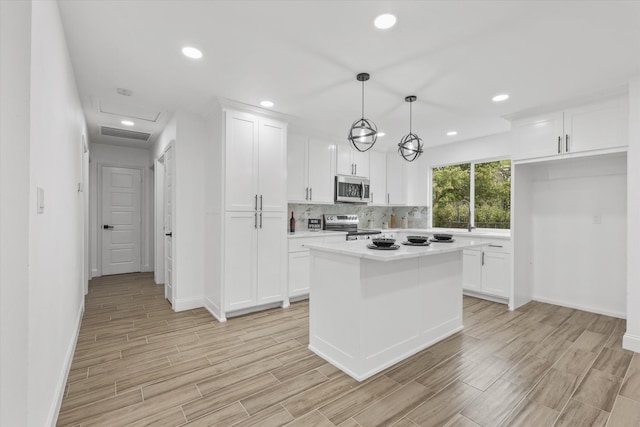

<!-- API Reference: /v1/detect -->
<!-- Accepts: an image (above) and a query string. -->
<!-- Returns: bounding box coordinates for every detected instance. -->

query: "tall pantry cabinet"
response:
[205,105,288,321]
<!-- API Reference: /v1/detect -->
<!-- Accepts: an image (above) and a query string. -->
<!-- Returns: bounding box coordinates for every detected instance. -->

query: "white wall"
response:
[89,143,153,276]
[624,76,640,351]
[529,155,627,317]
[1,1,89,425]
[153,111,208,311]
[204,105,224,319]
[0,1,31,424]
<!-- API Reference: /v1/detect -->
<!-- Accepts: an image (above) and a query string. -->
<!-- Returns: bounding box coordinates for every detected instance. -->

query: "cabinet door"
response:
[512,112,564,161]
[369,151,387,205]
[463,249,482,292]
[288,251,310,297]
[257,211,285,304]
[565,96,628,154]
[481,251,510,298]
[352,149,370,178]
[226,111,258,211]
[258,118,287,212]
[386,153,407,205]
[405,154,428,205]
[224,211,258,310]
[307,139,335,203]
[287,134,308,203]
[336,143,354,175]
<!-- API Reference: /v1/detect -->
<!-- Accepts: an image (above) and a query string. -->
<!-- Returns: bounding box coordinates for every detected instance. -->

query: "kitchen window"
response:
[432,159,511,229]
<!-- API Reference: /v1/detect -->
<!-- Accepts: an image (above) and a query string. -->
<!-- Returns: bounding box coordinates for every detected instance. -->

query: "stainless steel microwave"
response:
[335,175,370,204]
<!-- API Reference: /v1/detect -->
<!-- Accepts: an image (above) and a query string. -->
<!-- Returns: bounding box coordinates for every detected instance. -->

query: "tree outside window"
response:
[432,160,510,229]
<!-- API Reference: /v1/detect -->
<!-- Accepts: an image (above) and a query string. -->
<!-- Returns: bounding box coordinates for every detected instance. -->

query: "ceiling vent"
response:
[100,126,151,141]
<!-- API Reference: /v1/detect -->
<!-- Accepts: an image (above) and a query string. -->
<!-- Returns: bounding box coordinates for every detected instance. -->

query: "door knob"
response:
[165,232,172,237]
[103,225,114,230]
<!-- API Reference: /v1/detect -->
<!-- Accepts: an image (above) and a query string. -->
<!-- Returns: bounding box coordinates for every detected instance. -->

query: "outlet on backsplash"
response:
[288,204,428,229]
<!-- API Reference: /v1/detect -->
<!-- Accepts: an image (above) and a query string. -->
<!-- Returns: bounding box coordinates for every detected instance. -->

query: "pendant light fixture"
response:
[347,72,377,152]
[398,95,423,162]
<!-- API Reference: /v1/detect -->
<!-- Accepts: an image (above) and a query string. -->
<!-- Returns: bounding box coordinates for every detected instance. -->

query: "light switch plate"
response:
[37,187,44,214]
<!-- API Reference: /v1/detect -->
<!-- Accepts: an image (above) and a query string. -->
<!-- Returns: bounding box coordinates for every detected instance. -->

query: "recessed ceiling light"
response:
[374,14,396,29]
[446,131,458,136]
[492,94,509,102]
[121,120,134,126]
[260,100,274,108]
[182,46,203,59]
[377,132,385,137]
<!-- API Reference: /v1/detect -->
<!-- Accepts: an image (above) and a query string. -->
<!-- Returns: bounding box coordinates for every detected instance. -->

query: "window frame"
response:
[429,157,511,231]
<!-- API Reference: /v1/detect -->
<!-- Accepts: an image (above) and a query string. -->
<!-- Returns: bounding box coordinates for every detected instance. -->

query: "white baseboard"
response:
[48,301,84,427]
[173,296,204,312]
[204,297,226,322]
[532,295,626,319]
[623,333,640,352]
[91,268,99,278]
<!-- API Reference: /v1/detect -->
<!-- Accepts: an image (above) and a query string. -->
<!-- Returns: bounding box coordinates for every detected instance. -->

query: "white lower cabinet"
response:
[224,211,286,311]
[288,234,344,298]
[463,241,511,300]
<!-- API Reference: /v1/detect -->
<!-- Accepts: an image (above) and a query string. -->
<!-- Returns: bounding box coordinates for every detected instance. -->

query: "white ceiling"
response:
[57,0,640,151]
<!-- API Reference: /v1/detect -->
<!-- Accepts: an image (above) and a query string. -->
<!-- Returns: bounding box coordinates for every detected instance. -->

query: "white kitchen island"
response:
[306,239,485,381]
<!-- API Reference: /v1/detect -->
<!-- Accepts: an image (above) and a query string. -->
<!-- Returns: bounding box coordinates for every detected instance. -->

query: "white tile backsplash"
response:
[288,204,428,230]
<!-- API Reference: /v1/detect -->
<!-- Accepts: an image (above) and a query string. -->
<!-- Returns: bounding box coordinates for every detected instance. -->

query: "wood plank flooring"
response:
[57,273,640,426]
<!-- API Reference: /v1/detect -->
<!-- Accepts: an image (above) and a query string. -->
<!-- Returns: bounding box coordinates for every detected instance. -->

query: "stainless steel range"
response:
[323,214,382,241]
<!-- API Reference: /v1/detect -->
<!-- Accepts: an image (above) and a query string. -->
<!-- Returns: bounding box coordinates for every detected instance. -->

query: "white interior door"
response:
[154,157,165,285]
[101,166,141,275]
[164,146,175,304]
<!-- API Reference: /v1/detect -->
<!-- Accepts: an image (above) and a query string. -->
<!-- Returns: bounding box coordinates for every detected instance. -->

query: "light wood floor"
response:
[57,273,640,426]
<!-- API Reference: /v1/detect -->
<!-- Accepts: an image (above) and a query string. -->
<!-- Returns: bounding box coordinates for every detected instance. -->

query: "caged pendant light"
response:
[347,73,377,152]
[398,95,423,162]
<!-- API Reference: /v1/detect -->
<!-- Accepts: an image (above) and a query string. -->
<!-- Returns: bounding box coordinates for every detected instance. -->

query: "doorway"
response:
[100,166,142,275]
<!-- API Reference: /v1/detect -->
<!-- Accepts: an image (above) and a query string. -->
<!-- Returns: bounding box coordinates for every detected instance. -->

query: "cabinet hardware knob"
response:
[309,188,312,201]
[254,194,258,210]
[558,136,561,154]
[565,134,570,152]
[259,212,263,228]
[254,212,258,228]
[260,195,263,210]
[305,187,309,200]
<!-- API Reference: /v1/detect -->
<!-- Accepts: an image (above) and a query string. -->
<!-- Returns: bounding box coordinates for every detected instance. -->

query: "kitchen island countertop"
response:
[305,238,485,262]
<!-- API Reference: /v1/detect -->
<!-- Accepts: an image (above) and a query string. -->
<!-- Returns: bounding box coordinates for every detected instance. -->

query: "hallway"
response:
[58,273,640,426]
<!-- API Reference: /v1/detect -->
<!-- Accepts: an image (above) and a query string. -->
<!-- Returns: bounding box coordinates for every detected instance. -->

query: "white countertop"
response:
[287,230,347,239]
[305,238,486,262]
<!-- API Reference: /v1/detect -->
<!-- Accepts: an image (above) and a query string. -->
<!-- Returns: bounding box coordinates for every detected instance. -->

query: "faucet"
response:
[455,200,475,232]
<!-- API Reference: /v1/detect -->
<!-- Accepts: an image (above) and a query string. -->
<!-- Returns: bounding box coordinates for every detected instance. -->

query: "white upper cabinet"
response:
[287,134,335,204]
[512,95,628,161]
[386,153,406,205]
[287,134,307,202]
[565,96,628,153]
[307,139,336,203]
[226,111,287,212]
[385,151,428,206]
[258,118,288,212]
[369,151,387,205]
[336,143,370,178]
[225,111,258,211]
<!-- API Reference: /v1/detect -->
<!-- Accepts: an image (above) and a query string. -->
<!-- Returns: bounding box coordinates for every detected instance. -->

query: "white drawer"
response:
[288,236,324,253]
[483,240,511,254]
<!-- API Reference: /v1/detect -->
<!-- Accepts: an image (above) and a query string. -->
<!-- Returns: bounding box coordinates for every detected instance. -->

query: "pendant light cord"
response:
[409,101,412,134]
[361,80,365,120]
